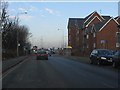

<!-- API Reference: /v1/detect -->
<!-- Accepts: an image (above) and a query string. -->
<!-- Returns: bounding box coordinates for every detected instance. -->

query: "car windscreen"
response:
[98,50,113,55]
[114,51,120,57]
[37,51,46,54]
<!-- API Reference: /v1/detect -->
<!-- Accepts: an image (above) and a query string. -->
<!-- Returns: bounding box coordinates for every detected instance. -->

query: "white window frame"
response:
[116,32,120,35]
[93,43,96,48]
[116,32,120,44]
[93,32,96,37]
[116,43,120,47]
[86,34,89,39]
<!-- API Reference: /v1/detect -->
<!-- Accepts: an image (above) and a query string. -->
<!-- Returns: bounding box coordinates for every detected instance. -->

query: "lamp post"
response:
[58,29,64,49]
[16,11,27,57]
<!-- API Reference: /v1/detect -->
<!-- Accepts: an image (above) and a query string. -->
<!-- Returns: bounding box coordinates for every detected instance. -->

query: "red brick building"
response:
[68,11,120,56]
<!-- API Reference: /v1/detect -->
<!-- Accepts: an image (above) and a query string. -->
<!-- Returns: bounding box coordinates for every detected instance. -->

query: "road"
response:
[2,55,119,88]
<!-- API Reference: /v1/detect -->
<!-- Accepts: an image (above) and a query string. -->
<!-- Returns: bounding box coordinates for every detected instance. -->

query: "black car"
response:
[112,50,120,68]
[90,49,113,65]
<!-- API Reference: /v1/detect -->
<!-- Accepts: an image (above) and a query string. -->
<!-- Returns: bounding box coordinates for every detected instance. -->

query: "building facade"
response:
[68,11,120,56]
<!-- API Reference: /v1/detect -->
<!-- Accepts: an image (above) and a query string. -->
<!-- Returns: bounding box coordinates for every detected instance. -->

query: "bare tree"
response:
[1,2,31,59]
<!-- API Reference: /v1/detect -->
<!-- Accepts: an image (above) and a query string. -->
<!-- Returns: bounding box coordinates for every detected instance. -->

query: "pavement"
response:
[2,55,29,73]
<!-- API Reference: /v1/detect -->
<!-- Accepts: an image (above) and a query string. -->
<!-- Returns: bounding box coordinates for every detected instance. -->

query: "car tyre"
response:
[113,62,117,68]
[97,60,102,66]
[90,59,93,64]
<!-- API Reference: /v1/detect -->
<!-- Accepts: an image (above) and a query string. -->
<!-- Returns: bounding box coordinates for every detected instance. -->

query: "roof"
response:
[68,18,85,29]
[85,16,111,33]
[68,12,115,33]
[114,16,120,20]
[84,11,105,26]
[84,11,95,21]
[93,16,111,32]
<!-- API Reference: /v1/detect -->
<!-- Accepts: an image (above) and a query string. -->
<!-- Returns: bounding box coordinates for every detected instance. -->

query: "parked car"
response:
[36,50,48,60]
[112,50,120,68]
[90,49,113,65]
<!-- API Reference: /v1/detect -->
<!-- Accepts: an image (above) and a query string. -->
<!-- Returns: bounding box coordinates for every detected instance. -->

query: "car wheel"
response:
[113,62,117,68]
[90,59,93,64]
[97,60,102,66]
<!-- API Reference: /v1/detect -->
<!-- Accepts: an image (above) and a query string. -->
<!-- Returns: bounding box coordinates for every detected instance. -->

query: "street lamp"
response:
[16,11,27,57]
[58,29,65,49]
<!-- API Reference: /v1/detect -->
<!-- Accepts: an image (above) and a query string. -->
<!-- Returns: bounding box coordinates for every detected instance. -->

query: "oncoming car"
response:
[36,50,48,60]
[90,49,113,65]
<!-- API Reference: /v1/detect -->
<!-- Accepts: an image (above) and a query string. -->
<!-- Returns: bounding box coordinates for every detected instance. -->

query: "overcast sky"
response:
[7,0,119,48]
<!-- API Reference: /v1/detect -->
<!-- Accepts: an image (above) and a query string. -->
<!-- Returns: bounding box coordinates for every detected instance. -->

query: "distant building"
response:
[68,11,120,56]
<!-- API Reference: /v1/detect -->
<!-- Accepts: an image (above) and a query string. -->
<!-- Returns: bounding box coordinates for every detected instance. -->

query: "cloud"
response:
[9,15,16,19]
[10,9,16,12]
[29,6,38,12]
[18,6,38,14]
[9,14,33,21]
[18,7,27,12]
[41,14,46,17]
[19,14,33,20]
[45,8,54,14]
[44,8,61,16]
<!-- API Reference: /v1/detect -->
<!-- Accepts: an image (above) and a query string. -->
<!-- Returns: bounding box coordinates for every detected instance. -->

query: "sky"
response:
[6,0,119,49]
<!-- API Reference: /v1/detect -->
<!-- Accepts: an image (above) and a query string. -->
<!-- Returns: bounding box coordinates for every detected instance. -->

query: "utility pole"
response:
[16,11,27,57]
[58,29,64,49]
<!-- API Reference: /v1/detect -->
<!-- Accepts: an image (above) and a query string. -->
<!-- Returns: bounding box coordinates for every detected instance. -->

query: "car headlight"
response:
[101,57,106,60]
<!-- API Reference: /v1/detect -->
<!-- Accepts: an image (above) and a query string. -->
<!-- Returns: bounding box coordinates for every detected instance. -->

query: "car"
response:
[46,50,52,56]
[90,49,113,65]
[36,50,48,60]
[112,50,120,68]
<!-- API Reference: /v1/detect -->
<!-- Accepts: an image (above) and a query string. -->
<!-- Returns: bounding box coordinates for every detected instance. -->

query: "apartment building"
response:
[68,11,120,56]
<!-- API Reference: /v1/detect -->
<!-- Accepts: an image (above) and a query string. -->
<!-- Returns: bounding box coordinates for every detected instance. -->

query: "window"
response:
[93,32,96,37]
[116,32,120,35]
[100,40,107,44]
[93,43,96,48]
[116,43,120,47]
[87,44,89,48]
[116,32,120,44]
[86,34,89,39]
[77,30,79,34]
[92,50,98,54]
[114,51,120,57]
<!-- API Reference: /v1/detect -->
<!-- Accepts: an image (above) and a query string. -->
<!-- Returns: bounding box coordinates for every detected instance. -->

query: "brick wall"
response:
[96,19,119,50]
